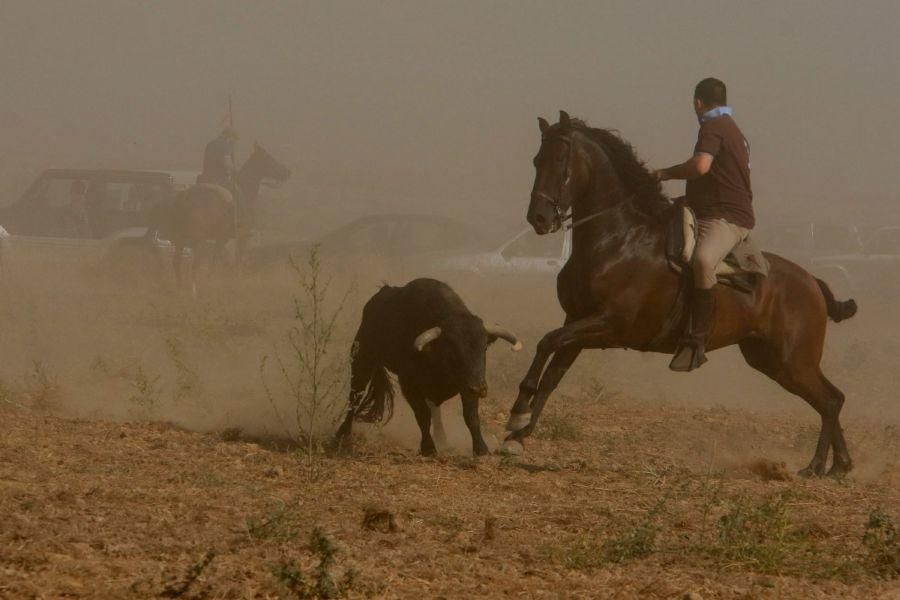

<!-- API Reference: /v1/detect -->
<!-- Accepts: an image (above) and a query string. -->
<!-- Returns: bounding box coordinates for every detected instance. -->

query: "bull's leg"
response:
[460,391,490,456]
[507,315,607,432]
[409,398,437,456]
[428,401,448,449]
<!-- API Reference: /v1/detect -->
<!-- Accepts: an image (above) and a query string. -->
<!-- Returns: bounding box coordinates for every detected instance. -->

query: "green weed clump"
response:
[862,509,899,580]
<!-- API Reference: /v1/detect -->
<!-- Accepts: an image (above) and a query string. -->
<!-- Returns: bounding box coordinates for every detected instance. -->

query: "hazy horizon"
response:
[3,1,899,235]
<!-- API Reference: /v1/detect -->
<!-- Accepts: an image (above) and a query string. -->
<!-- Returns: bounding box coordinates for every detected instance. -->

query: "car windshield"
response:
[501,230,563,259]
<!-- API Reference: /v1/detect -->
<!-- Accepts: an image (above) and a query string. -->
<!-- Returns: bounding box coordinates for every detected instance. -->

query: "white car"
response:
[434,227,572,277]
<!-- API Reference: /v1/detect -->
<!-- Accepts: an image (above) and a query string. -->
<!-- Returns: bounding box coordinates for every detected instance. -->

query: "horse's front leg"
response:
[501,347,581,452]
[502,315,610,454]
[505,315,607,430]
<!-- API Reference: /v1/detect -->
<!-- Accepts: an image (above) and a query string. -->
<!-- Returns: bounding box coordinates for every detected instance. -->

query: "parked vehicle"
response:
[810,226,900,300]
[434,227,572,277]
[0,168,196,274]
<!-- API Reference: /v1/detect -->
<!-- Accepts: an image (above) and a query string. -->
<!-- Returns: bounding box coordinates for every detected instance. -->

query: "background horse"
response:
[151,143,290,290]
[504,111,857,477]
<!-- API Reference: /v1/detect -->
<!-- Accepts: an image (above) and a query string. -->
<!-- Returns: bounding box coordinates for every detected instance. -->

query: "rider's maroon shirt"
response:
[686,114,754,229]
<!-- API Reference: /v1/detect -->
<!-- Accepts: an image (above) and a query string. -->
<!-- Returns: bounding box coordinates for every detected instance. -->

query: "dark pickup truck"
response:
[0,168,196,273]
[1,168,196,239]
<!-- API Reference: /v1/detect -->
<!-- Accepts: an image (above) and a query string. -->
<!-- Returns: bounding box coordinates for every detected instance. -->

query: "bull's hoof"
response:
[497,440,524,456]
[505,412,532,432]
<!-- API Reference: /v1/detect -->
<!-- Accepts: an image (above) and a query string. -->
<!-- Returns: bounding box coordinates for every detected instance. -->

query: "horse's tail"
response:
[352,365,395,424]
[815,278,858,323]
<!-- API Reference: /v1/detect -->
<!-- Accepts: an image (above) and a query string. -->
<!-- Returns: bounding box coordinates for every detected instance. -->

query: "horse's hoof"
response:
[506,412,532,432]
[497,440,524,456]
[511,341,523,352]
[827,461,853,478]
[797,464,825,478]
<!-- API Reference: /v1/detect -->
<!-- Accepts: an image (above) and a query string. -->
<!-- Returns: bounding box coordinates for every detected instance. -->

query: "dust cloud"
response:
[1,2,899,449]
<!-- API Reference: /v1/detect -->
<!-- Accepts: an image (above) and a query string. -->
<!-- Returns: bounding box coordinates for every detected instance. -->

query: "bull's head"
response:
[414,318,521,398]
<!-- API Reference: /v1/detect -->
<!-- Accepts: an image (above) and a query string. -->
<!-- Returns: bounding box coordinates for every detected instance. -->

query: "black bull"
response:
[334,278,521,456]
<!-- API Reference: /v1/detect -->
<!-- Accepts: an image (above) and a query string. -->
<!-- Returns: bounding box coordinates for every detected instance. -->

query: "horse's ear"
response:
[559,110,571,126]
[538,117,550,134]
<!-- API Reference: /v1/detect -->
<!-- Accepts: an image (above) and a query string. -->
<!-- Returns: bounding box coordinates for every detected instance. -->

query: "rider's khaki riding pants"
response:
[693,218,750,289]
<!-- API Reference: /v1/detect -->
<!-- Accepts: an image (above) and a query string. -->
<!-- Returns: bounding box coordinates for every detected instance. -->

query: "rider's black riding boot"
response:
[669,287,716,372]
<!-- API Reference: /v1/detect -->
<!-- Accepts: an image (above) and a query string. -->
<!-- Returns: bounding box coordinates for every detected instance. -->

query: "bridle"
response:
[532,132,575,231]
[533,131,630,232]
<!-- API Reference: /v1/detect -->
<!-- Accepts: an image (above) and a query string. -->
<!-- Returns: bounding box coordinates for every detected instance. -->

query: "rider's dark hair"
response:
[694,78,727,107]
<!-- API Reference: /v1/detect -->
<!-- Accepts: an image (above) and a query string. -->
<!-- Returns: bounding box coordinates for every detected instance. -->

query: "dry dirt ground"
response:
[2,396,899,599]
[1,253,899,599]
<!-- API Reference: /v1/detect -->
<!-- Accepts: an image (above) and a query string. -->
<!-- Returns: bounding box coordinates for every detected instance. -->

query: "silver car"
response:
[434,227,572,277]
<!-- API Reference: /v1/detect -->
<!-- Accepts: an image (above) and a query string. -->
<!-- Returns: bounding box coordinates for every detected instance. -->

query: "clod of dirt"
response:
[219,427,243,442]
[748,459,792,481]
[265,465,284,478]
[362,506,399,533]
[483,517,497,542]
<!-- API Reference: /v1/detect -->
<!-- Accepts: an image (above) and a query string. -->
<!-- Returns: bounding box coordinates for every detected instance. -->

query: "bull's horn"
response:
[486,324,522,351]
[414,326,442,351]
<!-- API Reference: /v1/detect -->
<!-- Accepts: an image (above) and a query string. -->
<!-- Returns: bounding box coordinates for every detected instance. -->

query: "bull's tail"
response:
[352,365,395,424]
[815,278,858,323]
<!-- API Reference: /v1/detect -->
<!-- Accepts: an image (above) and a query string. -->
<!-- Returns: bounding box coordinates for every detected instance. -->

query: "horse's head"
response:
[247,142,292,185]
[528,110,591,235]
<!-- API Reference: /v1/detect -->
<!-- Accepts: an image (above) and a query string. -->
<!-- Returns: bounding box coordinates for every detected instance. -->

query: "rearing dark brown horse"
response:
[150,143,290,289]
[503,111,857,477]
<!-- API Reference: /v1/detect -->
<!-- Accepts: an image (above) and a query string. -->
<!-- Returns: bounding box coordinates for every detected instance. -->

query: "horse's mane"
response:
[557,119,670,218]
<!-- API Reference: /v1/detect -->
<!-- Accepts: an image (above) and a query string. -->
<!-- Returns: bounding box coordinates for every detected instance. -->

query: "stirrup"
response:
[669,342,708,372]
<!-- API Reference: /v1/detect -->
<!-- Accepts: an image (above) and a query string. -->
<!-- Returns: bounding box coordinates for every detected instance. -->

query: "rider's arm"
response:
[655,152,713,181]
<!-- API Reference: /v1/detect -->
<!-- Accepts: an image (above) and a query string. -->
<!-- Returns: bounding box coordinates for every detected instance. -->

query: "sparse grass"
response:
[261,246,354,478]
[272,528,357,599]
[0,378,17,407]
[165,337,198,403]
[160,551,215,598]
[26,359,58,409]
[709,491,793,572]
[129,364,161,417]
[862,509,899,580]
[246,502,303,542]
[535,409,582,441]
[600,496,665,564]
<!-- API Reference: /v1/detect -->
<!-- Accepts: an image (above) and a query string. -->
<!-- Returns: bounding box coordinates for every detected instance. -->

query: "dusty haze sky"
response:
[2,1,898,233]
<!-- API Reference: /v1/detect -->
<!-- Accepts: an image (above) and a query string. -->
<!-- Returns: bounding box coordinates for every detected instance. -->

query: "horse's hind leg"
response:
[738,339,846,476]
[820,375,852,475]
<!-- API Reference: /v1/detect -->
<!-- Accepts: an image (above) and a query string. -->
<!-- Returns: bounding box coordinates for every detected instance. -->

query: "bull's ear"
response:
[559,110,571,126]
[538,117,550,134]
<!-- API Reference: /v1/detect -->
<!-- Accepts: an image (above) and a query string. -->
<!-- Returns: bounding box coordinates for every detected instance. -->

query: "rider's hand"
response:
[653,169,667,182]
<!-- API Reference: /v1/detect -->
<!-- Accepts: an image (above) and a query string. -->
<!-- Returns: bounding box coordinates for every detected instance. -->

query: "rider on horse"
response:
[200,126,243,229]
[655,78,754,372]
[201,127,239,194]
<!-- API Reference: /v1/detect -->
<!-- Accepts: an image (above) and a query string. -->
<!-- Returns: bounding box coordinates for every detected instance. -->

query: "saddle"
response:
[665,205,769,293]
